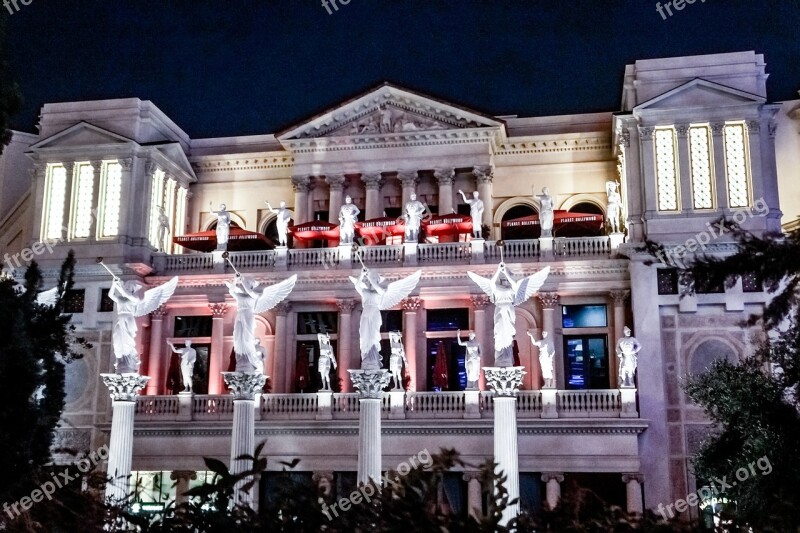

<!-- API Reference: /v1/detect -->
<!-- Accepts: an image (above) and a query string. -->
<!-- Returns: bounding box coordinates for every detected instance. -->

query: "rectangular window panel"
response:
[100,162,122,238]
[724,123,750,208]
[655,128,679,211]
[657,269,679,295]
[296,311,338,335]
[148,170,165,247]
[71,163,95,238]
[98,288,115,312]
[64,289,85,314]
[561,305,607,328]
[563,335,609,389]
[426,308,469,331]
[173,316,212,337]
[43,164,67,240]
[689,125,714,209]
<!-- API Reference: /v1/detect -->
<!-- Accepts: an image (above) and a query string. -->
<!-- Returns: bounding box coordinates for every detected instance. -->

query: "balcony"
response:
[134,389,637,423]
[151,236,624,274]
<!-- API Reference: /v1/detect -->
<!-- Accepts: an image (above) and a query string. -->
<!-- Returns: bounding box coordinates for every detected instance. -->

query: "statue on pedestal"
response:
[349,267,421,370]
[458,190,485,239]
[225,272,297,373]
[403,193,427,243]
[468,264,550,367]
[527,331,555,388]
[606,181,622,234]
[253,338,267,375]
[457,329,481,388]
[265,200,292,247]
[157,206,171,252]
[388,331,408,389]
[209,203,231,251]
[535,187,554,238]
[338,195,360,245]
[169,340,196,392]
[317,333,337,391]
[617,326,641,387]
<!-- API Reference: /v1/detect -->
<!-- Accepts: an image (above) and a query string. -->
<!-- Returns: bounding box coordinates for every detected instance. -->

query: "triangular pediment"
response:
[150,142,197,183]
[278,83,505,140]
[28,121,135,150]
[635,78,765,111]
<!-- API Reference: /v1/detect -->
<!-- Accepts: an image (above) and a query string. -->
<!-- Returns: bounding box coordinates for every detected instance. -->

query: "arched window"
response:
[561,202,605,238]
[689,339,737,375]
[500,204,537,240]
[261,219,281,250]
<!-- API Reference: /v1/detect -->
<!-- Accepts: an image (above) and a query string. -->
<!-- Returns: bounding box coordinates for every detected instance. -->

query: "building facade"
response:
[0,50,796,521]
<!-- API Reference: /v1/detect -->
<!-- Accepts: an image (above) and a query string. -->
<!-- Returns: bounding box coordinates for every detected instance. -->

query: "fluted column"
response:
[292,175,311,225]
[145,306,168,395]
[542,472,564,510]
[337,299,356,392]
[709,122,730,211]
[272,302,291,393]
[610,290,629,388]
[622,473,644,514]
[60,162,75,242]
[326,174,346,224]
[208,303,228,394]
[398,170,419,206]
[101,374,150,504]
[402,297,422,392]
[170,471,197,504]
[463,471,483,521]
[222,372,266,509]
[117,158,133,243]
[350,370,392,486]
[471,295,491,391]
[89,160,103,239]
[361,172,383,220]
[638,127,658,214]
[537,292,560,388]
[473,166,494,228]
[675,125,692,212]
[434,167,455,214]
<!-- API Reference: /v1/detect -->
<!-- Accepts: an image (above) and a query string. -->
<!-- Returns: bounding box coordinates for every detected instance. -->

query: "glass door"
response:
[563,335,609,389]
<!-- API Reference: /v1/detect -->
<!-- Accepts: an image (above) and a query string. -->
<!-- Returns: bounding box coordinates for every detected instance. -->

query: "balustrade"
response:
[554,236,610,257]
[229,250,276,270]
[417,242,471,264]
[288,248,340,268]
[361,245,403,265]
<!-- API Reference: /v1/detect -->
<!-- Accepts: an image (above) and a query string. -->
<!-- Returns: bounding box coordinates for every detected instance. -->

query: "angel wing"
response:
[253,274,297,314]
[378,270,421,310]
[467,271,494,299]
[513,266,551,306]
[36,287,60,308]
[134,276,179,317]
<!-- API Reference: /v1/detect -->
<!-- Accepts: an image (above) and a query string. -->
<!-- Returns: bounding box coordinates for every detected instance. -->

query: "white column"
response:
[101,374,150,504]
[117,158,134,244]
[610,290,629,388]
[398,170,418,207]
[350,370,392,486]
[326,174,346,224]
[208,303,228,395]
[170,471,197,504]
[292,175,310,225]
[402,298,422,392]
[222,372,266,509]
[473,166,494,229]
[337,299,356,392]
[145,306,168,395]
[471,295,491,391]
[60,162,75,242]
[542,472,564,510]
[361,172,383,220]
[273,302,291,393]
[675,125,692,212]
[622,473,644,514]
[434,167,455,214]
[710,123,729,211]
[537,293,560,387]
[89,160,103,240]
[638,126,658,216]
[463,471,482,521]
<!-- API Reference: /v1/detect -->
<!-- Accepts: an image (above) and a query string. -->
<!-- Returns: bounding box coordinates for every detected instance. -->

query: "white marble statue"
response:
[317,332,337,391]
[209,203,231,251]
[253,338,267,375]
[169,340,197,393]
[527,331,555,388]
[468,264,550,367]
[265,200,293,247]
[388,331,409,389]
[606,181,622,234]
[456,329,482,388]
[617,326,642,387]
[225,273,297,373]
[157,206,171,252]
[338,195,360,245]
[108,276,179,374]
[349,268,422,370]
[403,193,427,243]
[458,190,485,239]
[535,187,555,238]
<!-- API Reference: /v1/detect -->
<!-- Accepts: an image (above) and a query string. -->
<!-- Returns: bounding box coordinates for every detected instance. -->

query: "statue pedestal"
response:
[539,237,554,260]
[316,390,333,420]
[484,366,525,526]
[469,238,485,264]
[403,242,418,267]
[222,372,267,509]
[388,390,406,420]
[609,232,625,254]
[349,369,392,486]
[101,373,150,504]
[212,250,226,273]
[274,246,288,271]
[338,243,353,269]
[620,386,638,418]
[177,391,194,421]
[464,389,481,419]
[540,387,558,419]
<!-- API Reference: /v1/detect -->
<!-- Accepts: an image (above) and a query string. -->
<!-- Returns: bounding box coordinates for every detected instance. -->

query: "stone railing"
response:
[288,248,340,268]
[484,239,539,261]
[134,389,634,422]
[154,253,216,272]
[230,250,276,270]
[417,242,472,264]
[361,245,404,265]
[554,236,610,257]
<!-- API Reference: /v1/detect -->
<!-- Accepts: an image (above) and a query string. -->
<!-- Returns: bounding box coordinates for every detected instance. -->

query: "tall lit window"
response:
[71,163,95,239]
[148,169,165,247]
[99,162,122,238]
[688,125,713,209]
[723,123,750,208]
[43,164,67,240]
[654,127,679,211]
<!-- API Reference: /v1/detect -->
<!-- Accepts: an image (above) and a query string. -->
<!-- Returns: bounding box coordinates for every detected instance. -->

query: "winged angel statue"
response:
[468,264,550,367]
[225,273,297,373]
[350,268,422,370]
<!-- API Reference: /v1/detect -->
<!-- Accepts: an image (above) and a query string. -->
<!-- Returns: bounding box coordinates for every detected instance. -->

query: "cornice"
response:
[496,136,612,156]
[191,153,294,173]
[283,128,500,153]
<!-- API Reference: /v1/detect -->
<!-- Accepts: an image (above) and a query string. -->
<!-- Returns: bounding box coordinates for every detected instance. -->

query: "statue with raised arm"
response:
[225,273,297,373]
[535,187,555,238]
[403,193,427,243]
[527,331,555,388]
[617,326,641,387]
[157,206,171,252]
[265,200,293,247]
[457,329,482,388]
[317,332,337,391]
[606,181,622,234]
[209,203,231,251]
[349,267,422,370]
[388,331,409,389]
[338,195,360,245]
[468,264,550,367]
[169,340,197,392]
[458,190,485,239]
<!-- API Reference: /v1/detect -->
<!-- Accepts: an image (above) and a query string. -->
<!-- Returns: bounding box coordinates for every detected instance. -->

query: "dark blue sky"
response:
[6,1,800,138]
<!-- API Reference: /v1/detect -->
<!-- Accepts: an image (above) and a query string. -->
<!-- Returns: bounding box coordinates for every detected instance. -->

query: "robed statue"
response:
[617,326,641,387]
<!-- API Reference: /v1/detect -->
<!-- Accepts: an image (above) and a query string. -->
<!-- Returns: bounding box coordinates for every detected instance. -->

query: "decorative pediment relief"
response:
[635,78,765,112]
[28,121,134,150]
[327,104,451,136]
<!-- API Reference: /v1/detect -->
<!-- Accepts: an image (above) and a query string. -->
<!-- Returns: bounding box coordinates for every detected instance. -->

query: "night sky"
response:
[6,1,800,139]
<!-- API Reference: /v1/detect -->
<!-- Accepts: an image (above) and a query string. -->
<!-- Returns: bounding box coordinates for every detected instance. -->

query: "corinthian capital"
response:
[537,292,559,309]
[434,167,455,186]
[361,172,383,190]
[101,374,150,402]
[472,165,493,184]
[397,169,419,188]
[325,174,346,191]
[291,174,311,193]
[208,302,229,317]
